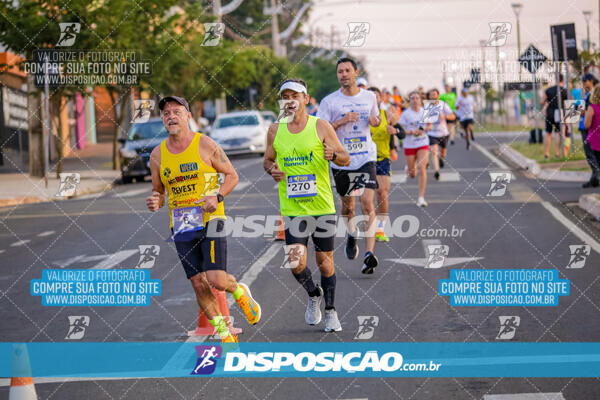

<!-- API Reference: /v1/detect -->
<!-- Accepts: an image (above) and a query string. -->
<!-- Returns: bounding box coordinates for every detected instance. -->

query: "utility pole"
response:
[270,0,281,57]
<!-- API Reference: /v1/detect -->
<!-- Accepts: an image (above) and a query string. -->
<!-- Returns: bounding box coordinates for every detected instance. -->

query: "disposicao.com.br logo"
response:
[222,351,441,374]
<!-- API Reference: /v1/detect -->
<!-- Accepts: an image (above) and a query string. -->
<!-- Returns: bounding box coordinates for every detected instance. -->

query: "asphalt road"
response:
[1,132,600,399]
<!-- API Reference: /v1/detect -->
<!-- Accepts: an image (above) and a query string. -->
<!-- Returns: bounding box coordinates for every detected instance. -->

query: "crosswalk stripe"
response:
[37,231,55,237]
[90,249,139,269]
[10,239,30,247]
[115,188,149,198]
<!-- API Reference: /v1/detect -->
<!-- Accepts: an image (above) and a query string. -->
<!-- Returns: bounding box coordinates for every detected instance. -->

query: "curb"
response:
[579,193,600,220]
[498,144,589,182]
[0,179,117,208]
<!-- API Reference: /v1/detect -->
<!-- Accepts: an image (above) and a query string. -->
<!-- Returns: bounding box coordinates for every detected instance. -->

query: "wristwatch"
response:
[216,193,224,203]
[331,151,337,162]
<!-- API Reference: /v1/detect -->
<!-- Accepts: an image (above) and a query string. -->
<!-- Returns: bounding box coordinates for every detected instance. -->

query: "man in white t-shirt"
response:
[317,57,381,275]
[455,87,476,150]
[426,88,455,180]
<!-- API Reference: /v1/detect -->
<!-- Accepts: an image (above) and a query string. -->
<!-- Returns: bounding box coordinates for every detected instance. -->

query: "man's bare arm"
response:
[146,146,165,211]
[207,136,238,197]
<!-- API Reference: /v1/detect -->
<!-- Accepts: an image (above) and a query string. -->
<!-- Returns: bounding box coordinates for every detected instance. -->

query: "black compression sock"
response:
[321,273,336,310]
[292,268,320,297]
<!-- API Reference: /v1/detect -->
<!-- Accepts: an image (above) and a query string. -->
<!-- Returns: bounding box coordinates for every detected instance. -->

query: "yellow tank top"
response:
[370,108,390,161]
[160,133,225,228]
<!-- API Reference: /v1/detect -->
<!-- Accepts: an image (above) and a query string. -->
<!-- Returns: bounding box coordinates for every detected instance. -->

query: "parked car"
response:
[118,117,199,184]
[210,111,269,155]
[260,110,277,124]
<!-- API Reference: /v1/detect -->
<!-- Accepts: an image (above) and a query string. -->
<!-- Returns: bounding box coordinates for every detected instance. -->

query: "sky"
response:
[304,0,598,93]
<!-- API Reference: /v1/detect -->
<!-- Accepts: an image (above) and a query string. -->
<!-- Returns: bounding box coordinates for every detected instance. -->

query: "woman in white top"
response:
[399,91,432,207]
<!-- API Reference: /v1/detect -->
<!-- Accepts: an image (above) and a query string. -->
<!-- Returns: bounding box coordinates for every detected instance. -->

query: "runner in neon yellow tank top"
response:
[368,87,399,242]
[146,96,261,344]
[264,78,350,332]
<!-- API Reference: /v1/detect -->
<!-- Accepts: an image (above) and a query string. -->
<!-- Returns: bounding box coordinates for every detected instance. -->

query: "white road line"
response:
[438,172,460,182]
[391,173,407,184]
[234,181,251,192]
[484,394,564,400]
[471,141,511,171]
[0,249,4,254]
[115,188,149,198]
[10,239,30,247]
[541,201,600,255]
[76,192,105,200]
[90,250,139,269]
[37,230,55,237]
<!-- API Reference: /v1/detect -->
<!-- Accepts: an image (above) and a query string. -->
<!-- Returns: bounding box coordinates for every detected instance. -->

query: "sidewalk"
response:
[0,142,120,208]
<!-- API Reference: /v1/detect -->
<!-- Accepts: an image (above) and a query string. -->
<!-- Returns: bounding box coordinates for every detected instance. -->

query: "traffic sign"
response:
[519,44,547,74]
[550,23,577,61]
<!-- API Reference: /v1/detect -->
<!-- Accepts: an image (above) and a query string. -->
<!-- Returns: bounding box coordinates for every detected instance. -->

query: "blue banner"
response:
[2,342,600,378]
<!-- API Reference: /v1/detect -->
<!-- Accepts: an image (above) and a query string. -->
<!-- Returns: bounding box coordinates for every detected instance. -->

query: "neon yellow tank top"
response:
[160,133,225,228]
[273,115,336,216]
[370,108,390,161]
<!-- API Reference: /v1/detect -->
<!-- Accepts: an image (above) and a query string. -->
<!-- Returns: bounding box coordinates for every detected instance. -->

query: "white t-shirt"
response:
[456,95,475,120]
[399,107,430,149]
[317,88,380,170]
[425,100,453,138]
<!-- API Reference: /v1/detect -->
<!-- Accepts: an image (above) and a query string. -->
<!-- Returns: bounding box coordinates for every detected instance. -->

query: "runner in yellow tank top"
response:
[264,79,350,332]
[368,87,399,242]
[146,96,261,344]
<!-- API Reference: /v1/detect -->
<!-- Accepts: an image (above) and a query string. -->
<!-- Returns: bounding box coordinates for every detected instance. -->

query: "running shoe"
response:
[417,197,428,207]
[375,229,389,242]
[221,333,238,343]
[439,158,445,168]
[306,286,323,325]
[450,140,455,145]
[323,309,342,332]
[345,234,359,260]
[235,283,261,325]
[434,171,440,181]
[361,251,378,274]
[466,141,470,150]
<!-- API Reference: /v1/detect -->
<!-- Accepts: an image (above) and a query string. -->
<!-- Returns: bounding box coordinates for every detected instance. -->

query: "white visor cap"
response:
[278,81,307,95]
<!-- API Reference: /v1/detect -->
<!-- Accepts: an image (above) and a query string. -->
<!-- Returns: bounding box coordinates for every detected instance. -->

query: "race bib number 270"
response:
[286,174,317,198]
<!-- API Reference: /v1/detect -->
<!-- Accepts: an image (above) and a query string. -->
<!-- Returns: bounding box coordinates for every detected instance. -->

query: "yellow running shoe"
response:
[221,333,238,343]
[236,283,261,325]
[375,229,389,242]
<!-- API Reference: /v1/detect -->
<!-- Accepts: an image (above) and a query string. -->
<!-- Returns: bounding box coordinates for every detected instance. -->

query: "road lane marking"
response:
[234,181,251,192]
[90,250,139,269]
[391,173,407,184]
[541,201,600,255]
[10,239,30,247]
[438,172,460,182]
[115,188,149,198]
[484,394,565,400]
[37,231,55,237]
[471,141,513,174]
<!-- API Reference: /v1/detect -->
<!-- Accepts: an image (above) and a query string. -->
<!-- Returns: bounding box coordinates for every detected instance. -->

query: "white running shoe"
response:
[305,286,323,325]
[417,197,428,207]
[323,309,342,332]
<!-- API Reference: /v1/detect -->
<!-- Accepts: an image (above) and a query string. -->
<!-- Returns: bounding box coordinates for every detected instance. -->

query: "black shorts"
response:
[376,158,391,176]
[174,219,227,279]
[429,135,448,148]
[332,161,378,197]
[545,113,561,133]
[460,119,474,129]
[284,215,335,252]
[447,119,456,125]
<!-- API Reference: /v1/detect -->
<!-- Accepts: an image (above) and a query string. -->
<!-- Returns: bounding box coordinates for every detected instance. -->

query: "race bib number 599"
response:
[286,174,317,198]
[344,136,368,155]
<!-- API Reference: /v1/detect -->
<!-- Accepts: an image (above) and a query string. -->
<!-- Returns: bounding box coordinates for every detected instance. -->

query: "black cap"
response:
[582,73,598,83]
[158,96,190,112]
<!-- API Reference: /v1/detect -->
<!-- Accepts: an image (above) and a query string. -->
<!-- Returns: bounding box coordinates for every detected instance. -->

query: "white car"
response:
[211,111,270,155]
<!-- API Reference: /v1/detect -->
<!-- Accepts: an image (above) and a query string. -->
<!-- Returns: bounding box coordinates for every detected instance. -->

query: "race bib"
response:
[344,136,368,155]
[172,206,204,235]
[286,174,317,198]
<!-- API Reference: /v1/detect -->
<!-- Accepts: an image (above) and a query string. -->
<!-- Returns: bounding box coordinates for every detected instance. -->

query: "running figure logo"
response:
[56,23,80,47]
[421,101,441,123]
[56,173,81,197]
[131,100,155,123]
[65,316,90,340]
[425,245,449,269]
[203,172,221,196]
[354,316,379,340]
[562,100,583,123]
[487,171,512,197]
[277,99,299,122]
[201,23,225,46]
[343,22,370,47]
[345,172,370,196]
[486,22,512,47]
[282,244,305,269]
[191,345,222,375]
[496,316,520,340]
[566,245,591,269]
[136,245,160,269]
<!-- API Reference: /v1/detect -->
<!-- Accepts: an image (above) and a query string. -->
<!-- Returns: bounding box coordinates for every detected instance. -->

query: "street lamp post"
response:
[511,3,523,122]
[584,10,592,51]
